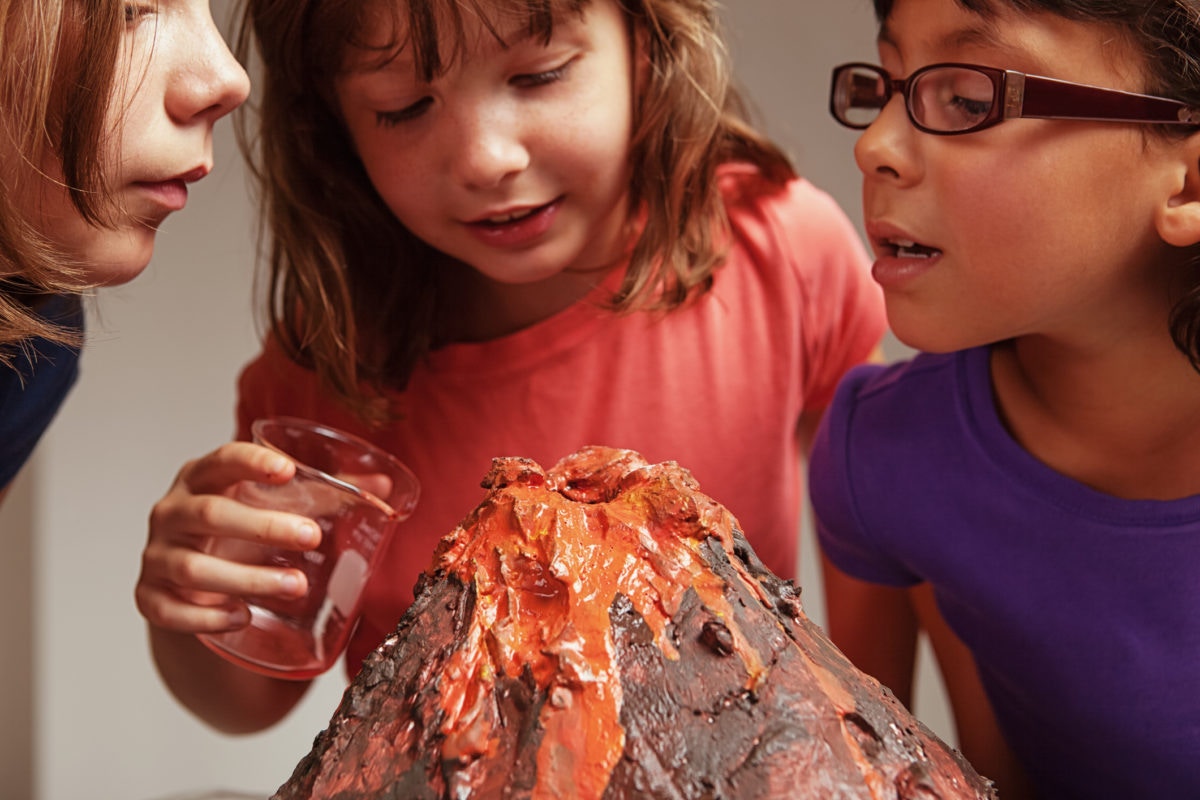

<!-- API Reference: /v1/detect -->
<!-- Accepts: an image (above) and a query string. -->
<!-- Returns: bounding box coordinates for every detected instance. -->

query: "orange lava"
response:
[431,448,769,800]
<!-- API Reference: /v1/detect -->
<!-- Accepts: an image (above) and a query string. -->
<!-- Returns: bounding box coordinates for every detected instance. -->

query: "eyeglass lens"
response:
[834,68,890,128]
[914,68,995,131]
[834,64,998,133]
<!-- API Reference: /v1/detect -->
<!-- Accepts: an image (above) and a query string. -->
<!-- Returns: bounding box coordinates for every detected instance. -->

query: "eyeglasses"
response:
[829,62,1200,135]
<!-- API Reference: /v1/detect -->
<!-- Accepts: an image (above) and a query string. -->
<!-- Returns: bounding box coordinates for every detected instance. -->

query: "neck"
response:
[440,261,621,344]
[990,333,1200,500]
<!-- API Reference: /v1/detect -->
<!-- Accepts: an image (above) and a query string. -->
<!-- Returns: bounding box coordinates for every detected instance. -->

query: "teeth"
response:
[889,238,937,258]
[487,208,535,224]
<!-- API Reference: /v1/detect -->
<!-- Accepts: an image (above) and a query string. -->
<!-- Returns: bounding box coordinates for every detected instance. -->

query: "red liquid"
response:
[200,502,382,680]
[201,605,353,680]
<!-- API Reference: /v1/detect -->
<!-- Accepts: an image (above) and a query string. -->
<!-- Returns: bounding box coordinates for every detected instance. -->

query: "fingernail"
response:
[267,456,291,476]
[227,608,250,628]
[280,572,304,594]
[295,521,320,547]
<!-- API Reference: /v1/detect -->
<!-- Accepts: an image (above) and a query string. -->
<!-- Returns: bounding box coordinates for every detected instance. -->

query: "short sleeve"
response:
[808,364,921,587]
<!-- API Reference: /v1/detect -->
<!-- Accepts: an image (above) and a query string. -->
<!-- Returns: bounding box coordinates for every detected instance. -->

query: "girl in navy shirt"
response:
[0,1,249,503]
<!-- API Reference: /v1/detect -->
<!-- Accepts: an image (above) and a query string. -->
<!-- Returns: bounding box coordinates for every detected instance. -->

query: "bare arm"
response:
[820,554,919,708]
[147,626,311,733]
[136,442,320,733]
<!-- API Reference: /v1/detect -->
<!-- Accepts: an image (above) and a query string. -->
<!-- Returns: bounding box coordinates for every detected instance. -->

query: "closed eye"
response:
[949,95,991,117]
[512,58,574,89]
[375,96,434,128]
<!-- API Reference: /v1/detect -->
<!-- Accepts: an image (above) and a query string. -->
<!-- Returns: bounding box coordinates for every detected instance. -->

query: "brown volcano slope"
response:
[273,446,995,800]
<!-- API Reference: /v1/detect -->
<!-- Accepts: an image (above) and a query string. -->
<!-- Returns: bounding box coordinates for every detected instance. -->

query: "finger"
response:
[177,441,297,497]
[151,492,320,551]
[338,471,394,502]
[145,544,310,600]
[135,583,250,634]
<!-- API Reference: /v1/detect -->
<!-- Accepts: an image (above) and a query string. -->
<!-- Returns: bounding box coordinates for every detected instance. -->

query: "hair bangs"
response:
[346,0,589,82]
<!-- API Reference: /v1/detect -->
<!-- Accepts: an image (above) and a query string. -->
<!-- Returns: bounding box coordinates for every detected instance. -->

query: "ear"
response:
[1157,131,1200,248]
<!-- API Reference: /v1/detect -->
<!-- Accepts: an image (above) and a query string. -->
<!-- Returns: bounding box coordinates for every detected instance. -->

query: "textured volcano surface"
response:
[273,446,995,800]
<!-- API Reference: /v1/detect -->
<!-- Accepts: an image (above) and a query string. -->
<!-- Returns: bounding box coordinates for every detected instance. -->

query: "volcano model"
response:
[273,446,994,800]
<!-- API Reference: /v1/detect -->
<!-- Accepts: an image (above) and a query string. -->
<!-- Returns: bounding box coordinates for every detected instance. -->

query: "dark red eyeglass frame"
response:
[830,61,1200,135]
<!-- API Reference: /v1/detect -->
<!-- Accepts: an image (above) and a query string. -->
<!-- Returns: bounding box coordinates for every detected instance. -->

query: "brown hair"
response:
[236,0,795,422]
[0,0,122,360]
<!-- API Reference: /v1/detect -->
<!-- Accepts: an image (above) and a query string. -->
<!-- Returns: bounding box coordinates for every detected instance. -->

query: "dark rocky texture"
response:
[273,446,995,800]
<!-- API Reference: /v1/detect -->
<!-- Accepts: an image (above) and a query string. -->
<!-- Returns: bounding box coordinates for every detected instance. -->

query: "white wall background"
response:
[0,2,947,798]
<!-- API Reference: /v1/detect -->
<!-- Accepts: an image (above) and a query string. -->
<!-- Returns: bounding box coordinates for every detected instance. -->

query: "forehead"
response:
[343,0,589,78]
[877,0,1144,83]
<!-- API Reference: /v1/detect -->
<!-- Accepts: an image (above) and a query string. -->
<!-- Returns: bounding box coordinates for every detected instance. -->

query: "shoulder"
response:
[838,348,963,399]
[827,349,973,436]
[715,163,872,302]
[238,335,311,400]
[814,348,981,492]
[0,298,84,488]
[718,163,857,241]
[714,163,874,302]
[236,336,359,440]
[809,349,981,587]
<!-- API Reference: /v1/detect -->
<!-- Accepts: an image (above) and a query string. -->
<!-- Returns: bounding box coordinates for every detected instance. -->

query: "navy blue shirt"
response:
[0,294,83,490]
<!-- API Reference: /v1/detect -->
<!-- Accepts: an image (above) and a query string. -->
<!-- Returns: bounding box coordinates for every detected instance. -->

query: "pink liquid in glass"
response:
[199,418,419,679]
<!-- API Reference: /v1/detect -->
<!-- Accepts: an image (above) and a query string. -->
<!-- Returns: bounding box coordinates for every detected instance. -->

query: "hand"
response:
[136,442,321,634]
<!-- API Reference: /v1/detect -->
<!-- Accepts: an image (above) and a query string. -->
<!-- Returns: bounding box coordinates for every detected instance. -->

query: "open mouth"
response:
[884,238,942,259]
[477,202,552,227]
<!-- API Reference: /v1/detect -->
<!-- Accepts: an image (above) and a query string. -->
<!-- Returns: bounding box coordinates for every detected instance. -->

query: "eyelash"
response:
[375,98,432,128]
[374,61,573,129]
[514,63,570,89]
[124,3,155,25]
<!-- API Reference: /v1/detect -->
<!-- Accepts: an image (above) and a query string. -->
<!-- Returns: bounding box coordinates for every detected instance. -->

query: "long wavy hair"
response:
[873,0,1200,371]
[0,0,121,360]
[236,0,795,423]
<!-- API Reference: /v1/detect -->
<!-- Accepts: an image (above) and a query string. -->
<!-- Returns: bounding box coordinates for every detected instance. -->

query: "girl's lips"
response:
[134,179,189,212]
[465,199,561,248]
[871,248,942,289]
[864,223,943,289]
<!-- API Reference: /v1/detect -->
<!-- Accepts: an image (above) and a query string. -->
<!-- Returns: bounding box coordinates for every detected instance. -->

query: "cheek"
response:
[557,112,632,197]
[357,145,430,225]
[936,142,1121,267]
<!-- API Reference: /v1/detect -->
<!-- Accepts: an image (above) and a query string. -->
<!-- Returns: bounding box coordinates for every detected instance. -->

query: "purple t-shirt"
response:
[809,346,1200,799]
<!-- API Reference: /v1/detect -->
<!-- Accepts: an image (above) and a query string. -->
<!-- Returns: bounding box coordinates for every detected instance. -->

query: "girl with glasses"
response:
[810,0,1200,797]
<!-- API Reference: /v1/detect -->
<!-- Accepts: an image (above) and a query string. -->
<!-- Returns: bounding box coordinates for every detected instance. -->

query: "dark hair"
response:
[872,0,1200,370]
[236,0,794,422]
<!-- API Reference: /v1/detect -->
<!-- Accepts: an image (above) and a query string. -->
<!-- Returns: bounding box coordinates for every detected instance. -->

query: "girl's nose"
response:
[166,19,251,125]
[449,104,530,189]
[853,96,921,185]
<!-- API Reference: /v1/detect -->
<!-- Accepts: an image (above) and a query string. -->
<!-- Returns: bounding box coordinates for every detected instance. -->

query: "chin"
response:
[889,323,996,355]
[887,316,964,355]
[84,231,157,287]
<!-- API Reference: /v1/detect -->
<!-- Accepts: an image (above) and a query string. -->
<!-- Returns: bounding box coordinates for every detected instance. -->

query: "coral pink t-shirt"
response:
[235,164,885,676]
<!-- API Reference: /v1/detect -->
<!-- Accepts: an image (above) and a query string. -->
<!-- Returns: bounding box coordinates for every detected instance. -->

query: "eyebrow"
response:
[878,19,1005,56]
